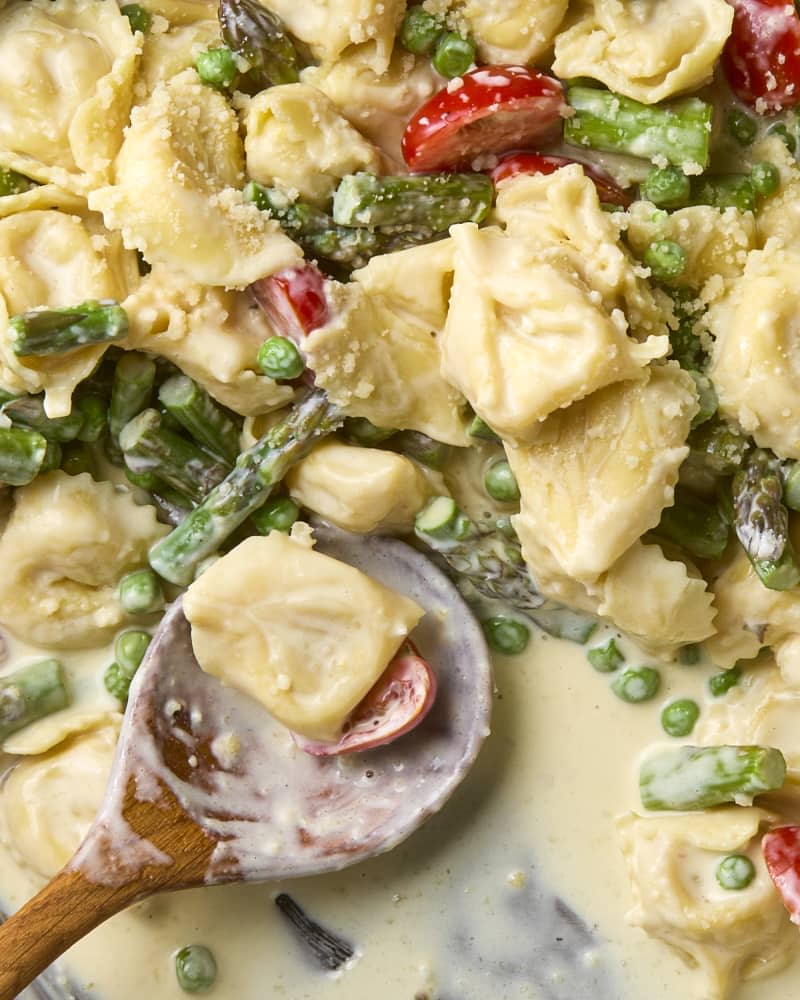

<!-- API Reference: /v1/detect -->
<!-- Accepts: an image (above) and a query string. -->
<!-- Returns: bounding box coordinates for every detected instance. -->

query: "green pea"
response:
[432,32,476,78]
[118,568,164,615]
[660,698,700,737]
[611,667,661,704]
[482,616,530,655]
[257,336,305,381]
[196,47,238,90]
[587,638,625,673]
[175,944,217,994]
[120,3,152,32]
[643,239,687,282]
[766,121,797,154]
[678,643,702,666]
[751,161,780,197]
[484,460,520,503]
[399,6,442,55]
[0,167,36,198]
[726,108,757,147]
[251,495,300,534]
[640,166,690,209]
[104,662,132,703]
[343,417,396,446]
[709,665,741,697]
[716,854,756,891]
[115,629,151,674]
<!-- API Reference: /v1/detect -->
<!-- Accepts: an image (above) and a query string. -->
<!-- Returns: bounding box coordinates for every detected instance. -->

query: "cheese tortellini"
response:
[553,0,733,105]
[136,19,222,97]
[89,70,301,287]
[0,472,167,648]
[458,0,568,66]
[243,83,381,206]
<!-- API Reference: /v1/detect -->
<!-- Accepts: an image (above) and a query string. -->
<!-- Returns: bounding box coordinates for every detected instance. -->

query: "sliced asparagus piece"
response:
[691,174,756,213]
[109,353,157,440]
[640,744,786,811]
[158,375,241,463]
[0,659,70,741]
[688,418,751,476]
[332,172,493,229]
[653,488,730,560]
[149,389,343,586]
[218,0,300,89]
[7,300,128,357]
[75,394,108,443]
[0,426,49,485]
[564,86,713,170]
[2,395,84,442]
[391,430,450,469]
[0,167,37,198]
[120,409,230,504]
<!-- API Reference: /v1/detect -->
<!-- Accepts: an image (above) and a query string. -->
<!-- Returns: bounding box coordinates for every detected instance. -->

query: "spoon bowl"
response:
[0,528,493,998]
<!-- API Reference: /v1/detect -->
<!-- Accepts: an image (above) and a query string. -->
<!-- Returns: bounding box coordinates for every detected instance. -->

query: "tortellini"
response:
[618,808,796,996]
[754,135,800,250]
[122,262,293,416]
[0,722,119,879]
[708,245,800,460]
[89,70,301,288]
[0,472,167,648]
[553,0,733,105]
[286,440,434,534]
[441,223,665,444]
[243,84,381,206]
[0,209,137,416]
[136,19,222,98]
[507,363,698,583]
[458,0,568,66]
[184,532,424,740]
[0,0,140,194]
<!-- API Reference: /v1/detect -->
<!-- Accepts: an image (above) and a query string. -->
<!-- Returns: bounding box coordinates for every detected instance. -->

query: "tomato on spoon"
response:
[250,263,330,343]
[402,65,567,172]
[763,825,800,923]
[489,152,632,206]
[722,0,800,112]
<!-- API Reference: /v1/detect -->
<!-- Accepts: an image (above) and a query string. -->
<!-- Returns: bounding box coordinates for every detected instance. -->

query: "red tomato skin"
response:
[489,152,632,206]
[723,0,800,112]
[763,825,800,924]
[402,65,567,173]
[250,264,330,343]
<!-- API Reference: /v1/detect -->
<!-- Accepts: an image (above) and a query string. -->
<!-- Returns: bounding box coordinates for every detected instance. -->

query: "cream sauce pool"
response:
[3,625,800,1000]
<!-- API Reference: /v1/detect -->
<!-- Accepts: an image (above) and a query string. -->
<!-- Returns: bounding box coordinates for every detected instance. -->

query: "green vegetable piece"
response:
[679,644,702,666]
[716,854,756,890]
[342,417,396,446]
[654,488,730,561]
[118,568,164,615]
[666,292,706,372]
[640,744,786,811]
[484,460,520,503]
[611,667,661,704]
[688,371,718,429]
[40,440,62,474]
[640,166,691,209]
[7,300,128,357]
[257,336,305,381]
[125,466,161,491]
[587,637,625,673]
[76,394,108,443]
[660,698,700,738]
[332,172,493,230]
[392,430,450,469]
[432,32,476,78]
[751,161,780,197]
[726,107,757,147]
[149,389,343,586]
[218,0,300,89]
[481,615,530,655]
[115,629,151,674]
[564,86,713,169]
[250,495,300,534]
[196,46,238,89]
[643,239,687,282]
[529,606,598,643]
[0,167,36,198]
[109,353,157,440]
[399,6,442,55]
[120,3,152,32]
[60,441,94,477]
[0,426,49,485]
[766,121,797,154]
[691,174,756,213]
[468,414,499,442]
[104,662,133,702]
[784,462,800,512]
[0,659,70,741]
[158,375,241,464]
[2,395,84,443]
[175,944,217,994]
[689,418,751,476]
[415,495,460,538]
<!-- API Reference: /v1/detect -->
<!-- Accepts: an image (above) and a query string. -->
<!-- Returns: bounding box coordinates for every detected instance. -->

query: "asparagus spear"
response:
[391,430,450,469]
[149,389,343,585]
[733,449,800,590]
[639,744,786,811]
[0,167,37,198]
[331,172,493,229]
[0,427,50,486]
[7,300,128,357]
[158,375,241,463]
[75,393,108,443]
[688,418,751,476]
[653,487,730,560]
[2,395,84,442]
[564,86,712,170]
[0,659,71,741]
[109,353,156,440]
[218,0,301,90]
[120,409,230,504]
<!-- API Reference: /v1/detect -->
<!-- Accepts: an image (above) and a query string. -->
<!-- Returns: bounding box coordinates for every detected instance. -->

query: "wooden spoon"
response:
[0,528,492,999]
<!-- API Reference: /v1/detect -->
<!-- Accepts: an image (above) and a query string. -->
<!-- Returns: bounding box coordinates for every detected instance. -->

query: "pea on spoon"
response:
[0,527,492,998]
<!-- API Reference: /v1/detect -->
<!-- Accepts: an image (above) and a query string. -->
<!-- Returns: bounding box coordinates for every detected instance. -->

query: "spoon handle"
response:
[0,865,142,1000]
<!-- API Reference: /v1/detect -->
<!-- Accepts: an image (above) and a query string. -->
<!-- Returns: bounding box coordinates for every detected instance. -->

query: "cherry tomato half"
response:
[250,263,330,343]
[489,152,632,206]
[293,641,437,756]
[722,0,800,113]
[763,825,800,924]
[402,65,567,173]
